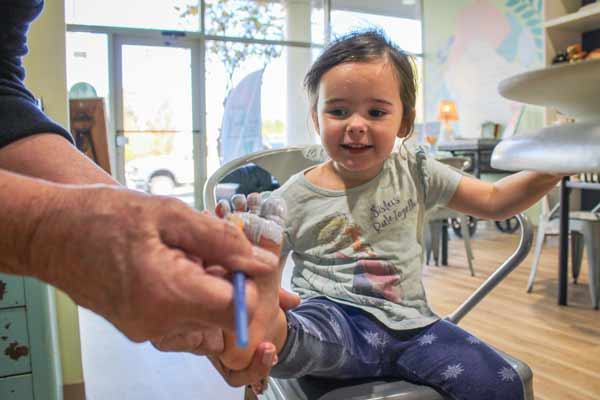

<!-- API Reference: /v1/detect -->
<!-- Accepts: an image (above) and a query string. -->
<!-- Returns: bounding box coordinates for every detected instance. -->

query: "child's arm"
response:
[447,171,563,220]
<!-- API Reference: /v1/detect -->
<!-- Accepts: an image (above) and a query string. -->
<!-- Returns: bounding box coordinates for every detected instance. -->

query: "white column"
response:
[285,0,317,145]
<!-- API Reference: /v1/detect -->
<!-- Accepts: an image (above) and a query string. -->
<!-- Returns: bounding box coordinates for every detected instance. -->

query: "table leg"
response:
[442,220,448,266]
[559,176,570,306]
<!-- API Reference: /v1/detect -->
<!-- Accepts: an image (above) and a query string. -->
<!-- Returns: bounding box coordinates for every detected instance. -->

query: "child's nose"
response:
[346,114,367,135]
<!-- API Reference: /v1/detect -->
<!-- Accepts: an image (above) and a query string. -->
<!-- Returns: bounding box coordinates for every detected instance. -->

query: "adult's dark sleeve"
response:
[0,0,74,149]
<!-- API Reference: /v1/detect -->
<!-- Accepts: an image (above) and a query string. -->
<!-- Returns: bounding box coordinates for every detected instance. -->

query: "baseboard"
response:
[63,383,86,400]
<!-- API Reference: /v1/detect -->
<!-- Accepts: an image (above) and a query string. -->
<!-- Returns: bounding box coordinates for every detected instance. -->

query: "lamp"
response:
[437,101,459,142]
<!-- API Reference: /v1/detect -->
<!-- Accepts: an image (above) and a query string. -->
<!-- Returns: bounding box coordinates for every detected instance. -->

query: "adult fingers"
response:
[113,249,257,342]
[163,257,260,332]
[279,288,301,310]
[151,327,224,355]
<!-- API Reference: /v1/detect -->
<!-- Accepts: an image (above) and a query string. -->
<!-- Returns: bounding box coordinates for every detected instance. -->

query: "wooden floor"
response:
[424,223,600,400]
[80,223,599,400]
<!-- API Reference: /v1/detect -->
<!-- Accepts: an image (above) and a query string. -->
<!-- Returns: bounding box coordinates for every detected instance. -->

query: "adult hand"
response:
[25,184,279,343]
[206,289,299,393]
[151,288,300,355]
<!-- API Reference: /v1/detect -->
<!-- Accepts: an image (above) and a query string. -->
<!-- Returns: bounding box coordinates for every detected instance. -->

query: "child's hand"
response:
[216,193,289,372]
[208,342,278,394]
[251,377,269,396]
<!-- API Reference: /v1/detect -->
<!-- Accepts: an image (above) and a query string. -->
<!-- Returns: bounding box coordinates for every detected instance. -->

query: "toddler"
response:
[215,30,562,400]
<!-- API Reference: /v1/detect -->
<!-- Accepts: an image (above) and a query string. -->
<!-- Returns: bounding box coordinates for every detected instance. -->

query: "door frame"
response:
[112,32,207,209]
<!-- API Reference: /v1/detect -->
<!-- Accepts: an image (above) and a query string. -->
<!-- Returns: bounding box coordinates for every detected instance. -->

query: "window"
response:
[329,0,424,124]
[66,32,109,99]
[205,41,317,176]
[64,0,424,203]
[203,0,325,43]
[65,0,201,31]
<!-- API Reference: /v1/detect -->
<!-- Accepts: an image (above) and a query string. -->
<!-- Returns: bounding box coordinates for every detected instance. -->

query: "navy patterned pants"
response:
[271,297,524,400]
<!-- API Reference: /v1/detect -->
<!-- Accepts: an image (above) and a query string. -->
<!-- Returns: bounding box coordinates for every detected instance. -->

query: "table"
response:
[437,139,511,178]
[435,139,512,265]
[558,177,600,305]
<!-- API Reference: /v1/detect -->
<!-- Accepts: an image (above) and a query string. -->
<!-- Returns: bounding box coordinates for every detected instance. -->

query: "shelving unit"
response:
[543,0,600,123]
[491,1,600,309]
[493,1,600,170]
[545,3,600,32]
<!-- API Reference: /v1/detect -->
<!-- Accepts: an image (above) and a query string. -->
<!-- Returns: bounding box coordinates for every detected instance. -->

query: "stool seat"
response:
[262,350,532,400]
[569,211,600,222]
[264,377,443,400]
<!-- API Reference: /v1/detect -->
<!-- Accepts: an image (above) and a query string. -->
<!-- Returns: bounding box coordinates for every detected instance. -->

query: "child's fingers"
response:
[231,193,247,212]
[242,213,283,251]
[217,193,286,254]
[260,197,287,227]
[251,377,269,395]
[211,342,277,388]
[247,192,262,214]
[215,199,231,218]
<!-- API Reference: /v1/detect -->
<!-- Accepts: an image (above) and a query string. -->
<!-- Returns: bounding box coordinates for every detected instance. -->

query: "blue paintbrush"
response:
[233,271,248,348]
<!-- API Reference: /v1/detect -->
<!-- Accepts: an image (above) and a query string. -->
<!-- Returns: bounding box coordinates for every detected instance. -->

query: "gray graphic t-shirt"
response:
[274,149,463,331]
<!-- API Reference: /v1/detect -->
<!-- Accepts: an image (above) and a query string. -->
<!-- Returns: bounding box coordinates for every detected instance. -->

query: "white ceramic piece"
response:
[491,122,600,173]
[498,59,600,122]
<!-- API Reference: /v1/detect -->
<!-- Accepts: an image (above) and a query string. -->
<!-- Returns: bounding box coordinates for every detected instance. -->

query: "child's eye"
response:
[369,109,386,117]
[327,109,348,117]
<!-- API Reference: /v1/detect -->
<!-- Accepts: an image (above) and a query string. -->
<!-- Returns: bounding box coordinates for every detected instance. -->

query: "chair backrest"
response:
[541,176,600,220]
[203,145,326,211]
[436,156,470,171]
[579,173,600,213]
[540,186,562,222]
[579,172,600,184]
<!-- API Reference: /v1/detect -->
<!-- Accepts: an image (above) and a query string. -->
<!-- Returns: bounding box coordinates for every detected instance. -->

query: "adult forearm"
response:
[0,134,116,275]
[487,171,561,220]
[0,169,65,276]
[0,133,117,185]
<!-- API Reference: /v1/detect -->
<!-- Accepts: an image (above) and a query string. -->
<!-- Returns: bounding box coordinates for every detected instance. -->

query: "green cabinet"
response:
[0,374,35,400]
[0,308,32,376]
[0,273,62,400]
[0,275,25,308]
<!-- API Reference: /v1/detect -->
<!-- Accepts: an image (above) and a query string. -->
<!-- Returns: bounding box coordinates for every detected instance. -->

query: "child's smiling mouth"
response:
[340,143,374,154]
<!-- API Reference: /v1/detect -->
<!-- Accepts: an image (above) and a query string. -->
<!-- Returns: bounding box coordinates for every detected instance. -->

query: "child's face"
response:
[312,60,404,182]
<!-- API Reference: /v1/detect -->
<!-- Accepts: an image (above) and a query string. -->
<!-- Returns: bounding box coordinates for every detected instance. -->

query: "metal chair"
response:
[527,179,600,309]
[203,145,327,212]
[425,157,475,276]
[203,146,535,400]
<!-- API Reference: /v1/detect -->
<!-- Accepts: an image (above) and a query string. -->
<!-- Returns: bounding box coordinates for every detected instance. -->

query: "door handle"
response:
[116,135,129,147]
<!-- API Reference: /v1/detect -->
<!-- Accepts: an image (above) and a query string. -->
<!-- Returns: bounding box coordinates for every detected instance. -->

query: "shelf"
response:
[498,58,600,121]
[545,3,600,33]
[491,122,600,173]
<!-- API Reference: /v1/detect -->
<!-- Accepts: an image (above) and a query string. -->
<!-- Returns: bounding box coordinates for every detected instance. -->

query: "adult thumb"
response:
[279,288,300,310]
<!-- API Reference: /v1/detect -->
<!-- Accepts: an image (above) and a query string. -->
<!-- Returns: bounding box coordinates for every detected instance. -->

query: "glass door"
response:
[114,35,205,208]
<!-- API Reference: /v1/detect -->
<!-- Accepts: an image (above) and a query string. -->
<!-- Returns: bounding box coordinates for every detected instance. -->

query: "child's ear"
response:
[311,110,320,136]
[398,107,416,137]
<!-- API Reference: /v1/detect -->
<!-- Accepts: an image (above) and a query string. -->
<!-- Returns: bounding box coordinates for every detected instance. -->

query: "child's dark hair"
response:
[304,29,417,137]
